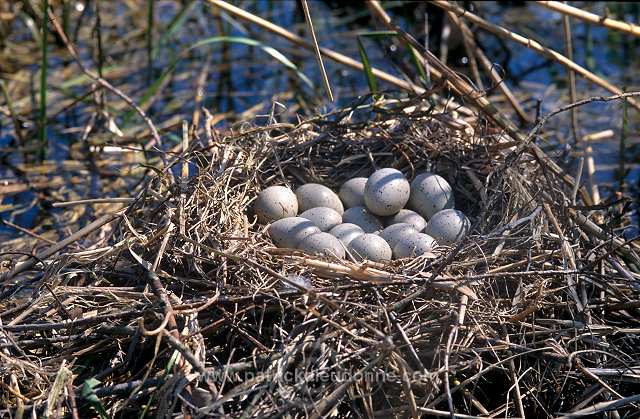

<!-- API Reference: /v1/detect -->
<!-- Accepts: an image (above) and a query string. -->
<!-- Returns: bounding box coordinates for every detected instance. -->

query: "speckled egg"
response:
[424,209,471,245]
[339,177,367,208]
[268,217,320,248]
[364,168,410,216]
[386,209,427,232]
[348,234,392,262]
[329,223,364,246]
[296,183,344,214]
[393,233,437,259]
[379,223,419,249]
[342,206,384,233]
[254,186,298,223]
[298,232,346,259]
[409,173,455,219]
[300,207,342,232]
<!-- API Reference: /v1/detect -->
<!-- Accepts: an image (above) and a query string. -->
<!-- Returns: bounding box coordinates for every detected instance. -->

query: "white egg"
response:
[393,233,437,259]
[424,209,471,245]
[409,172,454,219]
[386,209,427,232]
[268,217,320,248]
[329,223,364,246]
[379,223,419,249]
[339,177,367,208]
[298,232,345,259]
[300,207,342,232]
[254,186,298,223]
[342,206,384,233]
[348,234,392,262]
[364,168,410,216]
[295,183,344,214]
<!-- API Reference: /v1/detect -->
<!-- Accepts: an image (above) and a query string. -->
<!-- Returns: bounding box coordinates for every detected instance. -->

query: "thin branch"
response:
[301,0,334,102]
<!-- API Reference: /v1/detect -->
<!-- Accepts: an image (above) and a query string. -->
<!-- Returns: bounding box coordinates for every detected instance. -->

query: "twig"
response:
[0,309,143,332]
[556,394,640,418]
[537,1,640,37]
[52,198,135,207]
[0,218,56,244]
[448,13,530,122]
[300,0,333,102]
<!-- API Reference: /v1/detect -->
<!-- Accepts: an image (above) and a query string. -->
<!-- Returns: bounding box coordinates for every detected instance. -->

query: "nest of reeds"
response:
[1,94,640,418]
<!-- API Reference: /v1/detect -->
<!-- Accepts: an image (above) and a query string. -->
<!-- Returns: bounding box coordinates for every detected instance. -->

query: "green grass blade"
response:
[407,43,428,87]
[152,0,197,59]
[81,378,109,419]
[356,36,377,96]
[357,30,397,39]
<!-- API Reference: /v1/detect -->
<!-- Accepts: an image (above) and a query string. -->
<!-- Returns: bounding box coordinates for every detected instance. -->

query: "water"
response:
[0,1,638,237]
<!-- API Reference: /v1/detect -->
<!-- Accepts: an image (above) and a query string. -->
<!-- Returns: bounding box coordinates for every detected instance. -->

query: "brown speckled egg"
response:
[348,234,392,262]
[254,186,298,223]
[296,183,344,214]
[300,207,342,232]
[364,168,410,216]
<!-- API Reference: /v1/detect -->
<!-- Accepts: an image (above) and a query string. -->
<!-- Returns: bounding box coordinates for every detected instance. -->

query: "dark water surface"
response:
[0,0,638,237]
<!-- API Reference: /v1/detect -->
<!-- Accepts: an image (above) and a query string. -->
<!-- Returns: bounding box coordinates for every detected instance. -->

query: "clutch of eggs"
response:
[254,168,470,261]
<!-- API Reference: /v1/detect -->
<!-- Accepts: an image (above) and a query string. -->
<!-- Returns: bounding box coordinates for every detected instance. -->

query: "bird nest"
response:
[1,96,639,418]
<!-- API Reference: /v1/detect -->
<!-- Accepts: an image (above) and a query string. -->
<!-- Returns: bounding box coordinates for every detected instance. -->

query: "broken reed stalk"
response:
[431,0,640,112]
[365,0,522,139]
[562,9,580,144]
[537,1,640,37]
[445,11,530,123]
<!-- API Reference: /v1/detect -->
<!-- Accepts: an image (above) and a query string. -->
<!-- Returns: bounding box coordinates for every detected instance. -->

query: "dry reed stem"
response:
[445,11,530,123]
[301,0,334,102]
[432,0,640,112]
[537,1,640,37]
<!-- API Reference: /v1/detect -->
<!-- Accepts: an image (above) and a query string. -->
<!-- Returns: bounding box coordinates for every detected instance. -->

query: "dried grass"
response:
[2,92,639,417]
